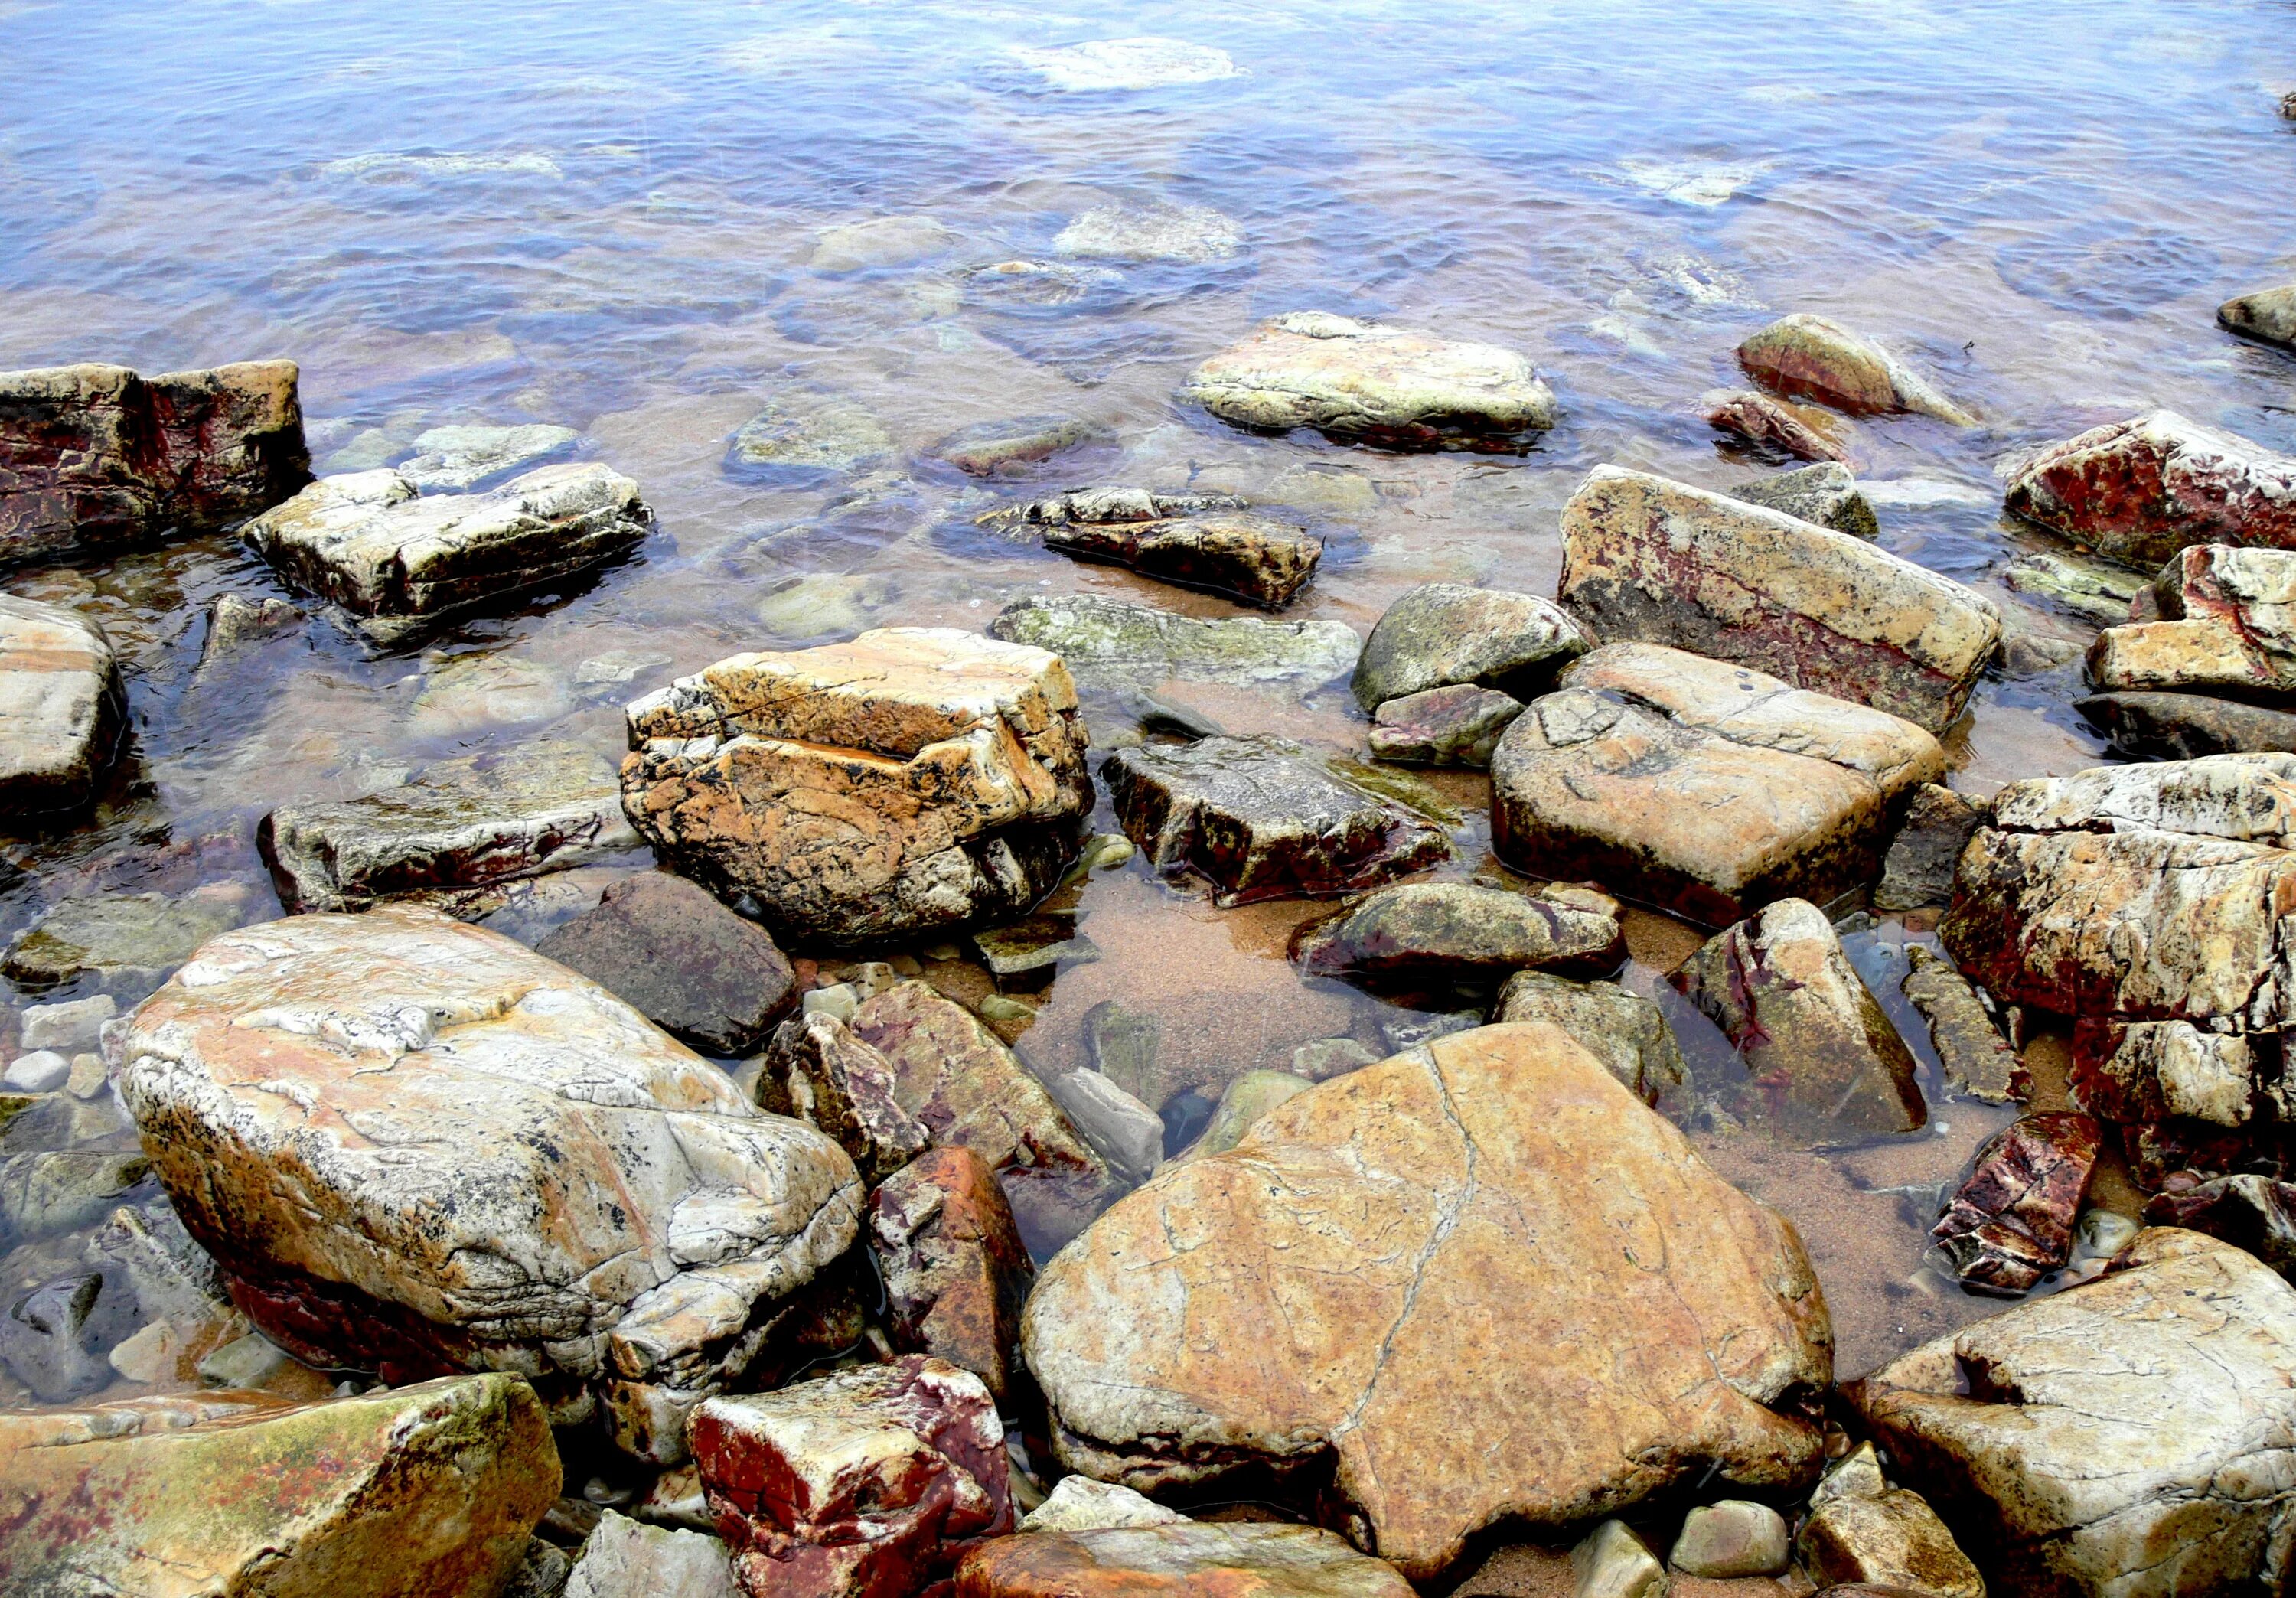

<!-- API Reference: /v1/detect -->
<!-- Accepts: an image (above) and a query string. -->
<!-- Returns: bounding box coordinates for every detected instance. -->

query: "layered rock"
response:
[1900,947,2020,1104]
[262,739,640,915]
[1351,584,1590,711]
[0,1375,556,1597]
[1022,1022,1832,1581]
[1104,736,1450,906]
[1726,461,1880,539]
[117,908,863,1458]
[2087,544,2296,700]
[621,628,1092,945]
[2003,412,2296,568]
[1558,466,2001,732]
[1735,315,1974,425]
[869,1146,1036,1402]
[1,359,309,566]
[536,872,797,1055]
[1793,1445,1984,1598]
[1178,312,1558,448]
[958,1525,1414,1598]
[1289,881,1624,987]
[0,594,126,813]
[1928,1114,2101,1293]
[989,595,1359,687]
[1038,504,1322,609]
[2219,284,2296,351]
[2002,549,2151,628]
[1490,643,1945,925]
[1492,969,1686,1105]
[1848,1228,2296,1598]
[1703,388,1853,464]
[1366,684,1525,767]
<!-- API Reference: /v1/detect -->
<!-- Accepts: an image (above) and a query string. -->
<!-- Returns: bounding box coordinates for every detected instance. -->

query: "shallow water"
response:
[3,0,2294,1403]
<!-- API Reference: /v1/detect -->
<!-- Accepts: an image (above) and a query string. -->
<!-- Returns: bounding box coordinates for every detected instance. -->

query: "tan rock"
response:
[1492,970,1686,1104]
[960,1523,1413,1598]
[2088,545,2296,699]
[2221,284,2296,351]
[1795,1444,1983,1598]
[0,593,126,814]
[1736,314,1974,424]
[1574,1521,1668,1598]
[1022,1022,1832,1581]
[1900,947,2020,1104]
[2003,411,2296,569]
[1704,387,1855,463]
[1018,1476,1186,1534]
[1670,1500,1789,1578]
[621,628,1092,944]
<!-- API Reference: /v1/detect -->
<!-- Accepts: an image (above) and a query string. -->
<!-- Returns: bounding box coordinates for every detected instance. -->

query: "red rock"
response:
[1927,1114,2102,1293]
[2004,411,2296,569]
[2145,1175,2296,1279]
[1704,387,1854,464]
[869,1149,1036,1402]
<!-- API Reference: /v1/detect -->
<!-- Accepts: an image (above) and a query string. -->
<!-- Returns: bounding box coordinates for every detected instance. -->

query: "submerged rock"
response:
[2003,410,2296,568]
[1725,461,1880,539]
[536,872,797,1055]
[961,1524,1410,1598]
[1054,201,1243,263]
[1873,784,1988,912]
[3,889,248,993]
[195,591,304,673]
[1289,880,1623,986]
[990,594,1358,686]
[1178,312,1558,448]
[928,415,1114,478]
[1050,1068,1164,1182]
[1736,314,1974,425]
[1928,1114,2101,1293]
[1172,1069,1315,1159]
[2001,549,2149,627]
[2079,690,2296,758]
[1900,946,2020,1104]
[1559,465,2001,733]
[1492,968,1687,1104]
[1042,508,1322,609]
[400,421,579,490]
[2219,283,2296,351]
[725,391,891,483]
[1703,387,1854,464]
[808,214,960,272]
[1022,1022,1832,1582]
[1367,683,1525,767]
[0,594,125,813]
[1351,582,1590,711]
[1793,1445,1983,1598]
[869,1146,1035,1402]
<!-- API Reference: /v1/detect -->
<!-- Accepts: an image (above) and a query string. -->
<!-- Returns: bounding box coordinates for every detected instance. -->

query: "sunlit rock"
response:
[2219,283,2296,351]
[960,1525,1411,1598]
[1737,314,1973,424]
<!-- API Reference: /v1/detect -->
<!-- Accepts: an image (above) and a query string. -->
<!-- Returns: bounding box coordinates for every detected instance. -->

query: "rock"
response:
[869,1147,1035,1402]
[1352,584,1590,714]
[1289,881,1623,987]
[2144,1175,2296,1278]
[990,595,1359,686]
[1293,1035,1382,1078]
[850,980,1113,1253]
[1900,947,2020,1104]
[1367,684,1525,767]
[1490,643,1945,925]
[1009,36,1243,91]
[85,1201,231,1335]
[117,906,863,1458]
[809,215,960,272]
[1736,315,1973,425]
[970,909,1097,991]
[1848,1228,2296,1598]
[1055,201,1242,263]
[2079,690,2296,758]
[977,487,1248,537]
[263,739,639,915]
[2001,550,2149,627]
[0,594,125,812]
[757,1011,932,1185]
[1558,466,2001,733]
[1,1271,111,1399]
[2002,411,2296,568]
[1018,1476,1185,1534]
[1050,1070,1164,1182]
[962,1524,1409,1598]
[0,1373,557,1596]
[0,1151,151,1244]
[1491,970,1687,1105]
[0,360,309,566]
[1178,312,1558,448]
[2088,544,2296,700]
[2219,284,2296,350]
[1175,1070,1314,1160]
[400,422,579,490]
[3,1050,69,1093]
[1104,736,1449,907]
[725,392,891,484]
[195,592,305,673]
[1669,1501,1789,1578]
[2069,1019,2281,1133]
[408,651,572,738]
[3,889,247,993]
[1022,1022,1831,1582]
[928,416,1114,478]
[536,873,796,1055]
[1572,1521,1668,1598]
[565,1509,738,1598]
[1873,784,1987,912]
[621,628,1092,945]
[1703,388,1854,464]
[1928,1114,2102,1294]
[243,464,652,644]
[1042,509,1322,610]
[1726,461,1880,539]
[197,1326,293,1388]
[1674,898,1926,1146]
[1794,1445,1983,1598]
[691,1355,1012,1598]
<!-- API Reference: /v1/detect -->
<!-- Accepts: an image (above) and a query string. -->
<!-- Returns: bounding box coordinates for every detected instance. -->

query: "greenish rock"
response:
[726,392,892,483]
[2,892,249,993]
[757,572,896,638]
[928,415,1114,478]
[2219,284,2296,351]
[990,595,1359,686]
[0,1150,151,1244]
[198,1329,295,1388]
[977,993,1039,1029]
[1323,757,1461,825]
[1290,882,1624,987]
[2002,550,2149,626]
[1175,1070,1314,1161]
[969,911,1099,992]
[400,422,579,491]
[1725,461,1880,540]
[1293,1036,1381,1078]
[1493,970,1688,1106]
[1352,583,1590,712]
[1084,1000,1163,1107]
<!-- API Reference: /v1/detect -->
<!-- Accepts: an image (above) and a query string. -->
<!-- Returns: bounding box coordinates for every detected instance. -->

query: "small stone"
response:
[1874,784,1988,912]
[399,422,579,491]
[2001,549,2149,627]
[2079,690,2296,758]
[195,592,303,673]
[537,873,797,1056]
[1055,201,1241,263]
[1368,684,1525,767]
[1173,1070,1314,1161]
[1083,1000,1162,1105]
[1019,1476,1186,1534]
[2219,283,2296,351]
[1668,1500,1789,1578]
[1794,1444,1982,1598]
[928,416,1114,478]
[725,391,891,484]
[869,1147,1035,1401]
[802,984,860,1023]
[1352,583,1589,711]
[3,1051,70,1093]
[2003,410,2296,569]
[2075,1207,2141,1261]
[1900,947,2019,1103]
[505,1538,574,1598]
[1289,881,1623,987]
[197,1329,293,1388]
[0,595,126,813]
[1725,461,1880,539]
[1492,970,1686,1105]
[990,594,1359,687]
[757,1011,931,1185]
[1737,314,1974,425]
[563,1508,738,1598]
[1927,1113,2101,1293]
[1050,1070,1164,1183]
[1292,1036,1382,1079]
[978,993,1038,1029]
[1572,1520,1667,1598]
[1,1273,110,1400]
[969,912,1100,992]
[1703,387,1854,464]
[18,995,115,1057]
[64,1054,108,1100]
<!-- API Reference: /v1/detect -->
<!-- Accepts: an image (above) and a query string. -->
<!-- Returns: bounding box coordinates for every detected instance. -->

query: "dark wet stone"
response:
[869,1147,1035,1403]
[3,891,248,995]
[2145,1173,2296,1278]
[0,1273,110,1401]
[1725,461,1880,540]
[1350,583,1589,712]
[1103,736,1450,908]
[1900,947,2020,1104]
[1872,784,1987,912]
[1927,1113,2101,1294]
[2080,690,2296,758]
[1289,882,1623,987]
[1083,1000,1163,1108]
[196,592,304,673]
[1367,684,1524,768]
[1491,969,1686,1105]
[1703,388,1853,465]
[927,415,1114,478]
[1043,510,1322,610]
[536,873,797,1056]
[968,908,1099,992]
[0,1151,152,1245]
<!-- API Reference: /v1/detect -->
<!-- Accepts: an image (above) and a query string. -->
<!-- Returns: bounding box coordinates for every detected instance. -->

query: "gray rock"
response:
[1668,1500,1789,1578]
[808,215,959,272]
[1050,1069,1165,1183]
[195,593,304,674]
[399,422,579,490]
[2001,550,2148,626]
[969,911,1100,992]
[198,1329,294,1388]
[1084,1001,1163,1107]
[3,1051,70,1093]
[0,595,125,814]
[563,1508,738,1598]
[990,594,1359,686]
[1292,1036,1383,1078]
[725,391,891,483]
[927,416,1113,478]
[537,873,797,1056]
[1055,201,1241,264]
[1901,947,2019,1104]
[1368,684,1525,768]
[2219,284,2296,351]
[0,1151,151,1244]
[1020,1475,1187,1534]
[1874,783,1988,912]
[1572,1520,1668,1598]
[2079,690,2296,758]
[20,996,113,1057]
[1,1274,110,1400]
[83,1202,229,1331]
[977,487,1247,535]
[1725,461,1880,539]
[1351,583,1590,711]
[755,1012,931,1187]
[1492,970,1686,1105]
[2,889,249,994]
[1290,882,1623,987]
[1173,1070,1315,1161]
[504,1538,574,1598]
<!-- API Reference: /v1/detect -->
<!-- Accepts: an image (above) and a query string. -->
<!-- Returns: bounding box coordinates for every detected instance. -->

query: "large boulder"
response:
[957,1525,1414,1598]
[116,907,863,1459]
[1490,643,1945,925]
[260,739,641,915]
[1735,315,1973,424]
[621,628,1092,946]
[2086,544,2296,700]
[988,595,1359,687]
[0,594,125,813]
[536,872,797,1055]
[0,1375,557,1596]
[1041,507,1323,610]
[1350,583,1590,712]
[242,463,652,644]
[1557,465,2001,732]
[1847,1228,2296,1598]
[2219,284,2296,351]
[2003,412,2296,568]
[0,360,308,566]
[869,1146,1036,1402]
[1177,312,1557,448]
[1288,881,1624,987]
[1022,1022,1832,1582]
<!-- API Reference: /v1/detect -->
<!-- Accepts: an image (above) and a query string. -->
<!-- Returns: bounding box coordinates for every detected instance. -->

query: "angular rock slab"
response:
[1736,315,1973,425]
[1873,784,1987,912]
[2088,544,2296,700]
[2079,690,2296,759]
[1178,311,1557,448]
[1351,582,1590,711]
[0,593,125,813]
[537,872,797,1055]
[565,1508,738,1598]
[1848,1228,2296,1598]
[622,628,1092,945]
[1704,387,1854,464]
[1558,466,2001,733]
[869,1146,1036,1403]
[1901,946,2020,1104]
[117,907,863,1455]
[1043,509,1323,610]
[958,1524,1414,1598]
[1289,881,1624,986]
[261,738,640,914]
[0,1374,557,1597]
[1490,643,1945,925]
[758,1010,933,1185]
[989,595,1360,687]
[2004,411,2296,569]
[1795,1446,1984,1598]
[1726,461,1880,540]
[1367,684,1525,767]
[1928,1113,2102,1294]
[1023,1022,1832,1582]
[1104,736,1450,907]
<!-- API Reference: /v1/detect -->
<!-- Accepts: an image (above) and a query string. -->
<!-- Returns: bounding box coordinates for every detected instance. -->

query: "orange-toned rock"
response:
[1022,1022,1832,1582]
[0,594,126,814]
[1704,387,1854,463]
[2087,545,2296,700]
[957,1524,1415,1598]
[2004,411,2296,569]
[1735,315,1972,424]
[870,1147,1037,1402]
[621,628,1092,945]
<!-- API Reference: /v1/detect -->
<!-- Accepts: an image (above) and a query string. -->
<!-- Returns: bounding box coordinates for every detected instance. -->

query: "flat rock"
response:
[2003,411,2296,568]
[536,872,796,1055]
[0,1374,556,1597]
[1289,881,1623,987]
[1703,388,1854,464]
[117,907,863,1458]
[1043,509,1322,609]
[726,392,891,484]
[2001,550,2149,627]
[3,889,248,994]
[1492,969,1687,1105]
[0,1150,151,1244]
[1558,466,2001,732]
[1490,643,1945,925]
[977,486,1247,537]
[1368,683,1525,767]
[1352,582,1590,711]
[400,422,579,490]
[1794,1445,1983,1598]
[756,1011,932,1185]
[1022,1022,1832,1582]
[243,463,651,643]
[809,215,959,272]
[1873,784,1988,912]
[1848,1228,2296,1598]
[1104,736,1450,907]
[961,1524,1411,1598]
[1900,947,2020,1104]
[1054,201,1242,263]
[2088,544,2296,700]
[2219,284,2296,351]
[1675,898,1926,1146]
[990,594,1359,686]
[1178,312,1557,448]
[565,1508,737,1598]
[621,628,1092,945]
[2079,690,2296,758]
[1726,461,1880,539]
[1929,1113,2101,1294]
[0,594,125,812]
[928,416,1114,478]
[1051,1068,1164,1183]
[1736,315,1973,425]
[869,1146,1036,1402]
[263,739,639,915]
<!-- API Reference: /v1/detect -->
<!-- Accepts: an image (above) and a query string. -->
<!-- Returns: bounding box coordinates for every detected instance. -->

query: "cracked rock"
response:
[1041,506,1322,610]
[2004,411,2296,569]
[0,595,126,814]
[1900,946,2020,1104]
[2088,544,2296,701]
[1492,970,1686,1106]
[757,1011,933,1186]
[869,1146,1035,1402]
[1793,1443,1983,1598]
[1928,1113,2101,1294]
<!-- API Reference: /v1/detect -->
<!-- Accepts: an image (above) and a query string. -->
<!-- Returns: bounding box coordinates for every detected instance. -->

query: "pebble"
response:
[18,994,114,1055]
[4,1051,71,1093]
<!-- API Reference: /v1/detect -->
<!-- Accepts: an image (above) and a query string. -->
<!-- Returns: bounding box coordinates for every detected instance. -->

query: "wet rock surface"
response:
[1726,461,1880,539]
[1668,1500,1789,1578]
[4,887,250,994]
[1492,968,1687,1104]
[0,593,126,813]
[1794,1444,1983,1598]
[1928,1113,2101,1293]
[1571,1520,1665,1598]
[536,872,797,1055]
[2079,689,2296,758]
[1023,1022,1831,1581]
[2001,549,2149,627]
[1873,784,1987,912]
[1289,880,1624,987]
[869,1146,1036,1402]
[1366,683,1525,767]
[1042,507,1322,609]
[1704,387,1853,463]
[1351,582,1590,711]
[2087,543,2296,700]
[2219,283,2296,351]
[960,1523,1413,1598]
[1736,314,1974,425]
[1900,946,2020,1104]
[989,594,1359,686]
[2003,411,2296,568]
[757,1010,933,1185]
[928,415,1114,479]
